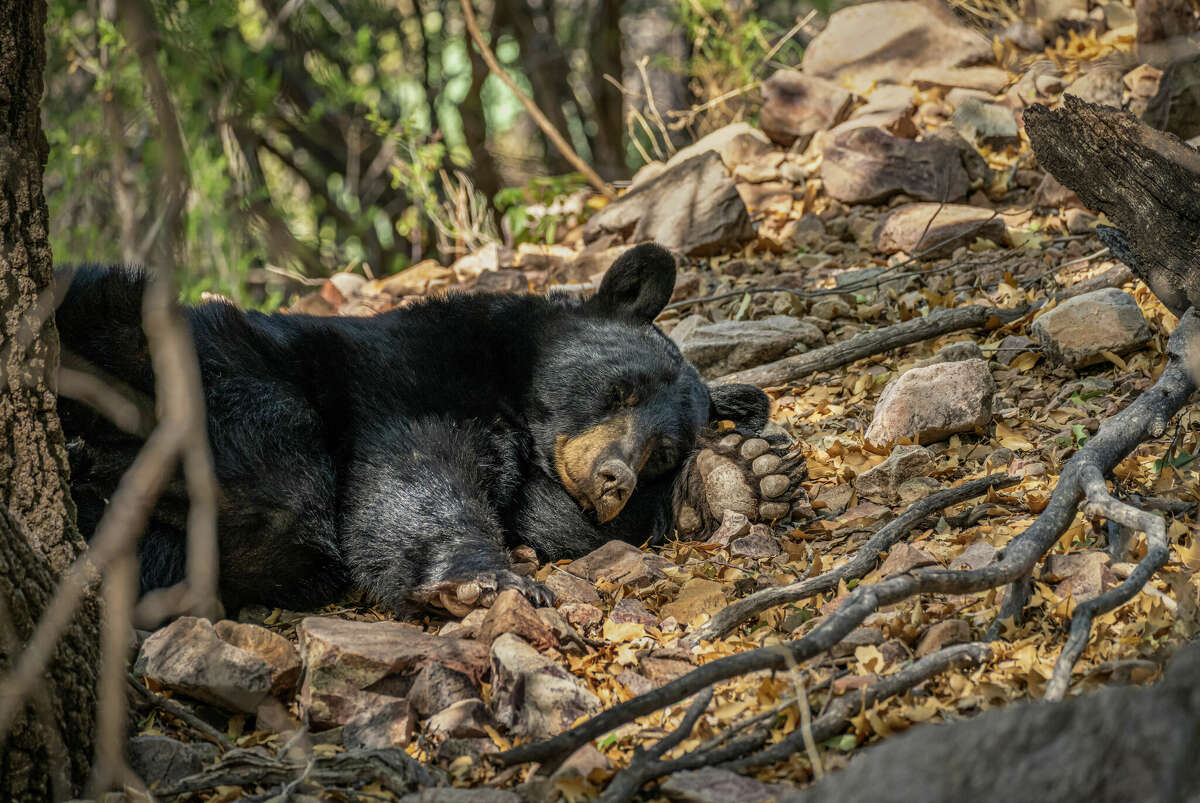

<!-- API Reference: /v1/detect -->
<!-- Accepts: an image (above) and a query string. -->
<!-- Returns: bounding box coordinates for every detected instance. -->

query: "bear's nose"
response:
[597,460,636,497]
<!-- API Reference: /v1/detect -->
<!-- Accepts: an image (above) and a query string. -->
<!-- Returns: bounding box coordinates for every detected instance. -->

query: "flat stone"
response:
[610,598,657,627]
[372,260,455,297]
[559,602,604,630]
[1065,65,1124,108]
[545,571,602,605]
[616,668,657,696]
[672,315,824,379]
[474,269,527,294]
[821,127,968,205]
[916,619,971,658]
[661,578,727,626]
[853,444,935,503]
[213,620,301,697]
[662,122,775,173]
[951,99,1020,150]
[476,589,559,651]
[875,203,1007,258]
[660,766,788,803]
[705,510,751,547]
[135,617,272,714]
[802,1,992,92]
[408,662,480,718]
[879,543,939,578]
[866,359,994,447]
[490,634,602,740]
[994,334,1036,366]
[127,735,219,788]
[563,540,672,589]
[731,528,782,559]
[831,627,886,658]
[1031,289,1152,369]
[760,69,857,148]
[951,541,998,571]
[426,698,496,739]
[343,696,415,749]
[583,151,754,256]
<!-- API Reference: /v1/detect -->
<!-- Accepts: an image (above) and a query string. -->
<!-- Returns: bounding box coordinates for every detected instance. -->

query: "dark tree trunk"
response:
[464,31,505,208]
[0,0,101,798]
[588,0,628,179]
[1024,95,1200,316]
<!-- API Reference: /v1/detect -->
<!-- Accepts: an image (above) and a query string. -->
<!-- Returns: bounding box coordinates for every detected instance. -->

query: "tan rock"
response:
[564,540,672,588]
[759,69,857,148]
[915,619,971,658]
[661,578,727,626]
[372,260,455,297]
[821,127,969,205]
[853,444,935,503]
[213,621,301,697]
[879,543,938,578]
[875,203,1007,258]
[865,359,994,446]
[490,634,602,739]
[1032,289,1152,369]
[476,589,559,650]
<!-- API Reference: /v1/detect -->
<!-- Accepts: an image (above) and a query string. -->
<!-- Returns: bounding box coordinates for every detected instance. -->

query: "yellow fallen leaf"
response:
[995,421,1034,450]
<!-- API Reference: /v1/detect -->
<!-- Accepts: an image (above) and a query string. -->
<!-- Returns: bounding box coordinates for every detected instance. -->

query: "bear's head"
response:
[529,243,768,524]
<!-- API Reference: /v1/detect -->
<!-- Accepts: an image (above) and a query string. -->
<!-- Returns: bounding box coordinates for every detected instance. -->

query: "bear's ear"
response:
[708,383,770,431]
[587,243,676,323]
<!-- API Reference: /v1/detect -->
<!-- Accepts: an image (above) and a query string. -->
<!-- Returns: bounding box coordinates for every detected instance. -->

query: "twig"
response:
[495,310,1199,774]
[126,676,234,751]
[458,0,615,200]
[687,474,1018,646]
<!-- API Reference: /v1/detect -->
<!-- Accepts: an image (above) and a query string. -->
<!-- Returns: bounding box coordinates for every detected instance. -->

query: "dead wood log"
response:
[714,305,1019,387]
[1024,95,1200,316]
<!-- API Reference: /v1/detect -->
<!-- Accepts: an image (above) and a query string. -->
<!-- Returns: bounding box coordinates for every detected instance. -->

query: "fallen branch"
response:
[496,310,1199,774]
[685,473,1017,646]
[714,305,1020,387]
[459,0,615,200]
[153,746,442,797]
[126,675,234,751]
[599,688,714,803]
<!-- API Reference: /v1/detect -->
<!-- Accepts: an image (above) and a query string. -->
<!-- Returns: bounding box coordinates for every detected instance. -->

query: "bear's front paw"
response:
[411,570,555,617]
[675,429,808,539]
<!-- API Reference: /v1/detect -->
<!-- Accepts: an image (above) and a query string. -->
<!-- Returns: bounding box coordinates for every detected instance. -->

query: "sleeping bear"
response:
[55,244,803,614]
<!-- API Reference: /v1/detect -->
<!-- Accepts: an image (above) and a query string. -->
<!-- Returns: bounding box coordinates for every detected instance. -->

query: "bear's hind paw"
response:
[675,429,808,540]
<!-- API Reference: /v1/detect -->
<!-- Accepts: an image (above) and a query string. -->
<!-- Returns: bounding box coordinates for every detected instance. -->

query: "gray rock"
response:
[875,203,1006,258]
[661,122,775,173]
[564,540,672,588]
[951,99,1020,150]
[1031,288,1151,369]
[1065,65,1124,109]
[135,617,272,713]
[994,334,1036,366]
[760,70,857,148]
[672,316,824,379]
[127,735,218,788]
[583,151,754,256]
[802,1,992,91]
[821,127,968,205]
[705,510,751,547]
[343,697,414,749]
[426,698,496,739]
[853,444,935,503]
[212,620,301,697]
[914,340,985,369]
[490,634,602,740]
[951,541,998,570]
[866,359,994,447]
[661,766,792,802]
[408,662,479,718]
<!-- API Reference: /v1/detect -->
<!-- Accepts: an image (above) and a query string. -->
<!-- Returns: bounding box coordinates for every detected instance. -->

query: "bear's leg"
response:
[341,417,552,614]
[674,428,808,539]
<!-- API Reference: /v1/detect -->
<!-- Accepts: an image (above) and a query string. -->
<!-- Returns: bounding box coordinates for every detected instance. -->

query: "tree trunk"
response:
[587,0,628,179]
[1024,95,1200,316]
[0,0,101,797]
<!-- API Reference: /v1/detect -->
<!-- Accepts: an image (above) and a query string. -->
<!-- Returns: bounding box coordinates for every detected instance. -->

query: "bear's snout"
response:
[593,459,637,523]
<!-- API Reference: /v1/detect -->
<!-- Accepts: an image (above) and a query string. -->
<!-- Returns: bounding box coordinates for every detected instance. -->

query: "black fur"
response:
[56,244,771,613]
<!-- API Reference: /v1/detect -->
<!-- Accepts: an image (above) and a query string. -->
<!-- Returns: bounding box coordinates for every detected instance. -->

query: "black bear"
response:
[55,244,801,614]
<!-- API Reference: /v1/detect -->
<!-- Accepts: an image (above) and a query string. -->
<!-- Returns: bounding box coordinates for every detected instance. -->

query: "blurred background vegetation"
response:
[43,0,816,306]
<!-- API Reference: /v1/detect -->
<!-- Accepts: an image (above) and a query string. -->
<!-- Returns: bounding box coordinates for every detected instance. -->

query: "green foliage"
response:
[494,173,590,245]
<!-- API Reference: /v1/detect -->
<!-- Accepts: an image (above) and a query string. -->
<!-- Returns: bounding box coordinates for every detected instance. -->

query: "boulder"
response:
[671,315,825,379]
[853,444,935,503]
[490,634,602,740]
[951,99,1020,150]
[1031,289,1151,369]
[820,127,969,204]
[582,151,754,256]
[875,203,1006,258]
[212,620,301,696]
[759,70,858,148]
[866,359,995,446]
[802,1,992,92]
[135,617,273,713]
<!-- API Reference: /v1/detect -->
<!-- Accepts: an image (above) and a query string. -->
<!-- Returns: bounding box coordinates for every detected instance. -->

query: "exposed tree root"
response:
[497,310,1199,783]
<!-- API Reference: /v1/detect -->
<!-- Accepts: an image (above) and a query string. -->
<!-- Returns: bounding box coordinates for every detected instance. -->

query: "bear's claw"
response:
[675,429,808,539]
[411,569,555,617]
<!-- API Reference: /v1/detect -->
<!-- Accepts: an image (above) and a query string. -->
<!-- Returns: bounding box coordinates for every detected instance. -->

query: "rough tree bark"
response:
[0,0,101,798]
[1024,95,1200,316]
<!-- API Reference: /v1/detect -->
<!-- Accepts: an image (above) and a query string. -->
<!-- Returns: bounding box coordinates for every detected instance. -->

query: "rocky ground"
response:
[131,2,1200,800]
